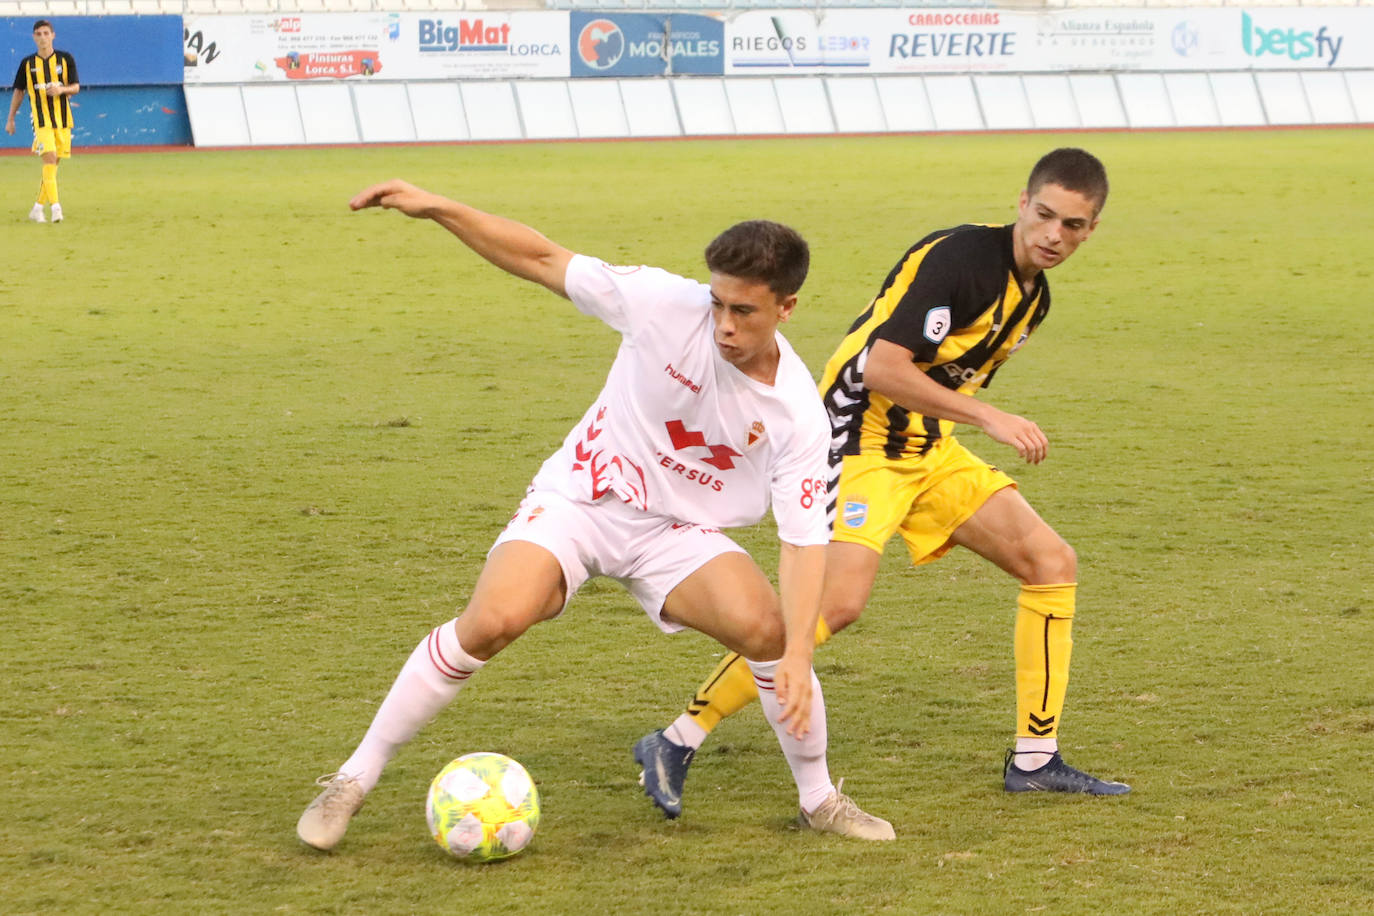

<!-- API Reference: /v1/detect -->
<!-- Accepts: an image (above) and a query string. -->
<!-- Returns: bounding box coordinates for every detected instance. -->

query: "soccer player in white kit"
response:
[295,180,894,850]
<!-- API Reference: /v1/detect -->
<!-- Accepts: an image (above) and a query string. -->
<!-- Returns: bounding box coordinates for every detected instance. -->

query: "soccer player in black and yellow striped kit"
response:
[6,20,79,224]
[634,149,1129,817]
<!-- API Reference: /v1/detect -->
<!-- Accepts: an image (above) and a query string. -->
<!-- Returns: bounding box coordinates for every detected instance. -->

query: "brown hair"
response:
[33,20,53,32]
[704,220,810,297]
[1027,148,1109,215]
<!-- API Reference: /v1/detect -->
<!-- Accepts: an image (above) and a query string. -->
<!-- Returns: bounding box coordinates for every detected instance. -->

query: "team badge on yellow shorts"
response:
[830,437,1016,564]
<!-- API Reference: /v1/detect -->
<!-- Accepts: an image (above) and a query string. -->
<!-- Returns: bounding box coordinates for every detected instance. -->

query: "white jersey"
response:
[526,254,830,547]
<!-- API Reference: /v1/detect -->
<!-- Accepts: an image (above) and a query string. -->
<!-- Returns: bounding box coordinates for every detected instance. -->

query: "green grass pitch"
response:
[2,129,1371,914]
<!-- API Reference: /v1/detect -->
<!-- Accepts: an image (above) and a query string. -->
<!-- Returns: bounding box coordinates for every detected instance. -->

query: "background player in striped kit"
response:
[6,20,79,223]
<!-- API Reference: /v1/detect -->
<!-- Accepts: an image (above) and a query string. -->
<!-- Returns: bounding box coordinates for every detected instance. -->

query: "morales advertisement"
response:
[570,12,723,77]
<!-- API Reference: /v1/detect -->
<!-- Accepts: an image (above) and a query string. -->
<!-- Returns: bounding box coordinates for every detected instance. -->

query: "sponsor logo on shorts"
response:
[671,522,722,534]
[842,499,867,528]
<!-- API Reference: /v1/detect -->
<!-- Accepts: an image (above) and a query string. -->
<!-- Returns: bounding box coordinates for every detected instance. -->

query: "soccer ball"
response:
[426,753,541,862]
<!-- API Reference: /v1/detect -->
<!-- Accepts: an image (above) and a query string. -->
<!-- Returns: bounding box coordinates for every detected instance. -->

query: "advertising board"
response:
[570,13,723,78]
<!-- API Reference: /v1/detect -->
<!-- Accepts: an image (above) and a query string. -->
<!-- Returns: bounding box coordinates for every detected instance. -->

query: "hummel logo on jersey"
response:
[665,419,740,471]
[664,362,701,394]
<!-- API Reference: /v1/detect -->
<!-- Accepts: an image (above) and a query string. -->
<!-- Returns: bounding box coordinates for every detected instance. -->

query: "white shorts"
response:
[491,490,746,633]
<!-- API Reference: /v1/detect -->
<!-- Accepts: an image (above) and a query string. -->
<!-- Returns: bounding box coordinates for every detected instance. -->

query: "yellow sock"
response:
[40,164,58,205]
[1014,583,1075,739]
[686,615,833,734]
[813,614,832,646]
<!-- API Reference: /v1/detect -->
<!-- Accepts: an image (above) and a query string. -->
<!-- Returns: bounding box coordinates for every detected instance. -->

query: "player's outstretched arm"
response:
[866,339,1049,464]
[774,542,826,738]
[350,179,574,299]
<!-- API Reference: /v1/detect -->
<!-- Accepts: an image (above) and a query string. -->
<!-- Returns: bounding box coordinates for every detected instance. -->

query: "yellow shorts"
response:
[32,126,72,159]
[831,435,1016,565]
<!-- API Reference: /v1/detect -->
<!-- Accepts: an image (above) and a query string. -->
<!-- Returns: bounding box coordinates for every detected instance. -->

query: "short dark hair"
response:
[33,19,52,32]
[704,220,809,297]
[1027,148,1109,215]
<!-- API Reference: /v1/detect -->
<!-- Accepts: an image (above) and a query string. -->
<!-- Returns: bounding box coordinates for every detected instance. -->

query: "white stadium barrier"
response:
[183,67,1374,145]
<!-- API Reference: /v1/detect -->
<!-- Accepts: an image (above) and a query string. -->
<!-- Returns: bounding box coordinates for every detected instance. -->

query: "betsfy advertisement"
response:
[1235,8,1358,68]
[570,13,722,77]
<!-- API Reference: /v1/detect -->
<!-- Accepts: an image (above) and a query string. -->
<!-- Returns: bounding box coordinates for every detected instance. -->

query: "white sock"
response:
[1013,736,1058,771]
[339,619,484,793]
[746,657,834,813]
[664,715,708,750]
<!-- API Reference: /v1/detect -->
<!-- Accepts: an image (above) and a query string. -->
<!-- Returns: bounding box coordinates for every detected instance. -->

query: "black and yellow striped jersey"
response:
[820,223,1050,460]
[13,51,78,130]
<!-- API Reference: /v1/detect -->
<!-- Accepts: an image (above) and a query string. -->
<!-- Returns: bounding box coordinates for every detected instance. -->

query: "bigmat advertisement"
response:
[181,8,1374,84]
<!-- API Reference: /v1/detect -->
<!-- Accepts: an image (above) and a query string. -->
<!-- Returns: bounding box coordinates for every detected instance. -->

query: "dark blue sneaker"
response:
[633,730,695,819]
[1003,750,1131,795]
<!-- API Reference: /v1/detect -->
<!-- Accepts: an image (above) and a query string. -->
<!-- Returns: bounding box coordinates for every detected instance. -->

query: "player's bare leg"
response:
[950,486,1128,794]
[641,552,893,839]
[817,540,883,633]
[297,542,567,850]
[643,541,881,813]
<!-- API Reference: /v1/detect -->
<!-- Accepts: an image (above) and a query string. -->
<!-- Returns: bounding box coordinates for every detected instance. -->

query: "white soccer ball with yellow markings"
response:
[426,753,540,862]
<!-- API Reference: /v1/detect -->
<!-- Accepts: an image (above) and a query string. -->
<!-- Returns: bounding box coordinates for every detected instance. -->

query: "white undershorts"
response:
[490,490,747,633]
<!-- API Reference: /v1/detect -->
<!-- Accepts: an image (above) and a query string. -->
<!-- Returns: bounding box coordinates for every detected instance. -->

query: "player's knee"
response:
[1023,538,1076,584]
[455,603,539,657]
[738,609,787,661]
[823,595,865,633]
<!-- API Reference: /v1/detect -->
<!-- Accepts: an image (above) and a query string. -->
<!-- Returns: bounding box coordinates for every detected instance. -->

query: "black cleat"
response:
[633,730,695,819]
[1003,750,1131,795]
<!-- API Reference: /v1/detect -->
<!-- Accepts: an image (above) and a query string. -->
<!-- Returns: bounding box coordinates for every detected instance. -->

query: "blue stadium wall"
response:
[1,15,190,148]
